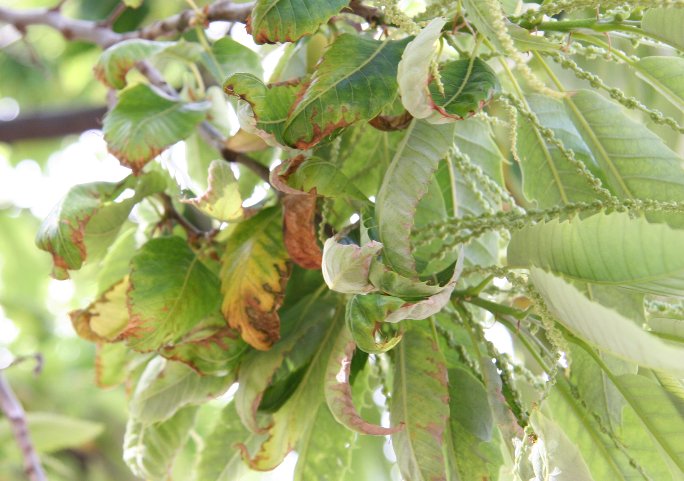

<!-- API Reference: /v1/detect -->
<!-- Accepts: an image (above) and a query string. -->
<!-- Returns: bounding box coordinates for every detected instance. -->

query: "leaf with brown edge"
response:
[220,207,290,350]
[324,326,402,435]
[70,277,130,342]
[95,39,173,89]
[103,84,209,172]
[95,342,129,389]
[160,313,248,377]
[282,192,322,270]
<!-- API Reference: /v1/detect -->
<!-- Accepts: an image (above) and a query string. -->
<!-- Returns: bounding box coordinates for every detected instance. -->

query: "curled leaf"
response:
[345,294,404,354]
[283,192,322,270]
[181,160,243,222]
[369,258,445,298]
[324,327,402,435]
[70,277,130,342]
[322,237,382,294]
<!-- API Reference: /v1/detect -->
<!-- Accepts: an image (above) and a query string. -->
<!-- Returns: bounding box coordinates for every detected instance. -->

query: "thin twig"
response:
[0,372,47,481]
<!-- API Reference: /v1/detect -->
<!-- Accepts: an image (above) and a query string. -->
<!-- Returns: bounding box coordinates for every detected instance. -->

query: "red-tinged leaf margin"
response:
[282,192,322,270]
[325,326,402,435]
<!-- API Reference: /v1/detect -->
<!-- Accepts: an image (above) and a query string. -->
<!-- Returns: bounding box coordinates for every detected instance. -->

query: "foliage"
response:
[2,0,684,480]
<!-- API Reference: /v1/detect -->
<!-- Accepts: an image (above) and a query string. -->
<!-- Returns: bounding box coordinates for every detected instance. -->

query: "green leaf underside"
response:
[391,323,450,481]
[123,406,196,481]
[126,236,221,351]
[566,90,684,226]
[220,207,289,350]
[635,57,684,112]
[531,268,684,375]
[282,35,411,149]
[509,211,684,296]
[518,94,599,207]
[641,7,684,51]
[36,173,165,279]
[129,357,231,424]
[249,0,348,43]
[428,58,499,120]
[104,84,208,172]
[322,238,382,294]
[376,120,456,277]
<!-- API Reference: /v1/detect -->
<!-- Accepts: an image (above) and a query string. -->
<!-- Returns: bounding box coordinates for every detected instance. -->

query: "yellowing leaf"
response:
[182,160,243,222]
[221,207,290,350]
[70,277,130,342]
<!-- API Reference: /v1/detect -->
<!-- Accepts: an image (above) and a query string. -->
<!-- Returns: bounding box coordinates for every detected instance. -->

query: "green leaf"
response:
[123,406,197,481]
[345,294,405,354]
[517,94,600,207]
[95,342,129,388]
[0,413,103,453]
[126,236,221,351]
[160,312,248,376]
[634,57,684,112]
[103,84,209,172]
[123,0,143,8]
[391,322,450,481]
[289,157,369,200]
[248,0,348,43]
[282,35,411,149]
[566,90,684,226]
[196,402,266,481]
[426,58,499,120]
[509,212,684,296]
[240,304,344,470]
[235,291,337,433]
[35,172,164,279]
[641,7,684,51]
[225,73,300,148]
[530,268,684,375]
[324,326,399,435]
[95,39,172,89]
[448,367,492,442]
[182,160,243,222]
[220,207,289,350]
[203,36,263,83]
[368,258,445,298]
[129,357,231,424]
[375,120,455,277]
[322,238,382,294]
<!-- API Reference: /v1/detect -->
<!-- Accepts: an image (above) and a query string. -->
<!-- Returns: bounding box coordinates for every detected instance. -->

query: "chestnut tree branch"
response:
[0,371,47,481]
[0,106,107,143]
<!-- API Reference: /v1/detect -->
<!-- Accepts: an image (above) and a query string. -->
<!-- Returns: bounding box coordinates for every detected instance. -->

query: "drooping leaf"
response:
[530,268,684,376]
[634,56,684,111]
[0,413,103,454]
[103,83,209,172]
[248,0,348,43]
[234,291,336,433]
[322,237,382,294]
[283,193,322,269]
[517,94,601,207]
[324,326,400,435]
[239,304,344,470]
[35,172,165,279]
[282,35,411,149]
[129,357,231,424]
[160,313,248,376]
[641,7,684,51]
[94,39,173,89]
[125,236,221,351]
[123,406,196,481]
[196,402,267,481]
[566,89,684,226]
[375,120,456,277]
[391,322,450,481]
[225,73,300,148]
[220,207,290,350]
[181,159,243,222]
[509,211,684,296]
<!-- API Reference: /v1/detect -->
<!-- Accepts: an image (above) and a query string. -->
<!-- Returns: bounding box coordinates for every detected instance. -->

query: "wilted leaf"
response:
[283,193,322,269]
[125,236,221,351]
[324,326,400,435]
[220,207,290,350]
[322,237,382,294]
[181,160,243,222]
[104,84,209,172]
[345,294,405,354]
[70,277,130,342]
[248,0,348,43]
